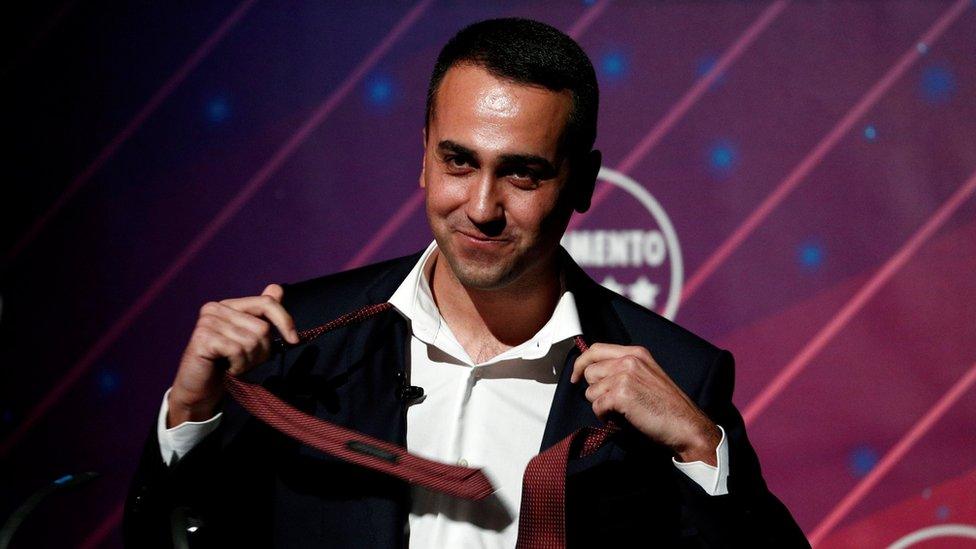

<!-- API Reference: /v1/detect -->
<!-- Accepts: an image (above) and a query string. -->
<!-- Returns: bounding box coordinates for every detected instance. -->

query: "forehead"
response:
[429,64,573,157]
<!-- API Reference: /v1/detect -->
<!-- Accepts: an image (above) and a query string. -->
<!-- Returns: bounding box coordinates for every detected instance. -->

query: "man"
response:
[125,18,806,548]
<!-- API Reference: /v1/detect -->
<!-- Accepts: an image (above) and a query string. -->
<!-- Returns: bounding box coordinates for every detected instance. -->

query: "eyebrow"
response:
[437,140,559,174]
[437,140,477,159]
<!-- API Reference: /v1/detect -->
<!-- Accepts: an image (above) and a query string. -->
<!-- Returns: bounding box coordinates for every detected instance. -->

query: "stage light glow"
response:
[798,241,824,270]
[696,54,717,77]
[365,73,395,107]
[708,141,737,177]
[920,64,956,104]
[600,51,628,80]
[849,445,879,478]
[98,371,119,395]
[695,53,726,85]
[206,96,231,123]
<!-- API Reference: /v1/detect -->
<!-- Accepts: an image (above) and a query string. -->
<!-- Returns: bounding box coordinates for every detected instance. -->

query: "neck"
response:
[430,251,562,360]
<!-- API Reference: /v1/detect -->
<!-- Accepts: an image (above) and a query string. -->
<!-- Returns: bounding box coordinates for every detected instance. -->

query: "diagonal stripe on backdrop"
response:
[0,0,434,458]
[808,360,976,546]
[679,0,972,304]
[568,0,789,230]
[78,500,124,549]
[342,0,784,270]
[743,166,976,426]
[3,0,259,267]
[565,0,613,39]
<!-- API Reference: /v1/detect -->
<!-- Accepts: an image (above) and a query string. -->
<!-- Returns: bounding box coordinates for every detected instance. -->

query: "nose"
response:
[465,173,506,237]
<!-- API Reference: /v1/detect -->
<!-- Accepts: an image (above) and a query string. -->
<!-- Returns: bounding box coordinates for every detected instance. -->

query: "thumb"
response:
[262,283,285,302]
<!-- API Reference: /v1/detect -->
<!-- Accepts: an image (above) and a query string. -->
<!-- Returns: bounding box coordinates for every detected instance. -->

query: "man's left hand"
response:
[571,342,721,465]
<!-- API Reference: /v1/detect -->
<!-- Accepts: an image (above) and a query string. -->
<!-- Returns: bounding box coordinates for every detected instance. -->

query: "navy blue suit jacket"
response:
[124,250,807,547]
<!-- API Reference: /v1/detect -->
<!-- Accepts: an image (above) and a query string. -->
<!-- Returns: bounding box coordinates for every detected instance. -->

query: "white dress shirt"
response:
[158,241,729,547]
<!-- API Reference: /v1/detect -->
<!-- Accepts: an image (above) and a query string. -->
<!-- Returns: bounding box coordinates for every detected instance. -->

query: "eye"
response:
[444,155,465,167]
[505,167,542,188]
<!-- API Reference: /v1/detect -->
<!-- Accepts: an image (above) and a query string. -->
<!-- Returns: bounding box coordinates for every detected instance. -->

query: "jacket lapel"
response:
[324,253,421,383]
[311,255,419,445]
[540,251,632,453]
[267,253,421,450]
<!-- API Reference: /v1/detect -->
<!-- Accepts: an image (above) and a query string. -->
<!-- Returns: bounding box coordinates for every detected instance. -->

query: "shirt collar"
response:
[388,241,582,365]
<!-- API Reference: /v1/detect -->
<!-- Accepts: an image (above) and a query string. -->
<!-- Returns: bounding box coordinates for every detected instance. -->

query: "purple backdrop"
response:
[2,1,975,547]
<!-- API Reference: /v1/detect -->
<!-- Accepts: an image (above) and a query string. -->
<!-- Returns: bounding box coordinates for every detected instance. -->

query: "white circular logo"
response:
[562,167,684,320]
[887,524,976,548]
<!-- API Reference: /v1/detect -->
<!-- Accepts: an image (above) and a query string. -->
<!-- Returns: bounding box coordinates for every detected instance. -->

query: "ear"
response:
[419,127,428,189]
[572,149,601,213]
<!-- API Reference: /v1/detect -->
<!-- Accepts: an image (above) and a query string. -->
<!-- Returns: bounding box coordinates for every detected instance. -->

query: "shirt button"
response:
[457,458,468,467]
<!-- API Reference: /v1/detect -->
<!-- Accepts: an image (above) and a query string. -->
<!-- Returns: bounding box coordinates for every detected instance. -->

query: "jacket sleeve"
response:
[674,349,810,547]
[123,397,277,548]
[124,425,177,548]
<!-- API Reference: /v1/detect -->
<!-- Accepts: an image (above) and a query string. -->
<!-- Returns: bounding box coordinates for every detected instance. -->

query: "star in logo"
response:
[600,275,625,296]
[628,276,660,310]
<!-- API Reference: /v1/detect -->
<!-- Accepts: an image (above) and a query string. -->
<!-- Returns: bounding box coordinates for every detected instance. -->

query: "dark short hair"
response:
[425,18,599,156]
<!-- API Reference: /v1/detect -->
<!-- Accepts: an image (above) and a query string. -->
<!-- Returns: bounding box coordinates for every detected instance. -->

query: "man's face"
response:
[422,63,589,290]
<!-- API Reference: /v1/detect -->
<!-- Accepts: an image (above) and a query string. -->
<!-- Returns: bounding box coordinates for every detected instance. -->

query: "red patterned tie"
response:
[515,336,620,549]
[222,304,617,547]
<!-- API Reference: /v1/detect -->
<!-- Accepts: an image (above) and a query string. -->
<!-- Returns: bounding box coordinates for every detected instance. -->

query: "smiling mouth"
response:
[456,230,509,244]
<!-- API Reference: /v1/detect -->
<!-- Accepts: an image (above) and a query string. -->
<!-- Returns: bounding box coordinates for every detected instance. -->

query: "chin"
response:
[449,257,519,290]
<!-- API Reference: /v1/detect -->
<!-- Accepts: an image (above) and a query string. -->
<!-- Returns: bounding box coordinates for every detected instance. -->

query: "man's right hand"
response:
[167,283,299,428]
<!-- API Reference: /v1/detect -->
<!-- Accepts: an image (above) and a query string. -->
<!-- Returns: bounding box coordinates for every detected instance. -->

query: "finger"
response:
[591,392,620,423]
[200,330,249,375]
[201,313,270,366]
[219,295,299,344]
[591,380,640,423]
[584,377,612,403]
[262,283,284,302]
[575,354,650,389]
[571,343,651,383]
[209,302,273,343]
[580,359,618,386]
[584,370,641,404]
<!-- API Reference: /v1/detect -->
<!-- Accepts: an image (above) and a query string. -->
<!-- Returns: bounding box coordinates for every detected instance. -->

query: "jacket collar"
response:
[321,246,631,453]
[388,241,583,365]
